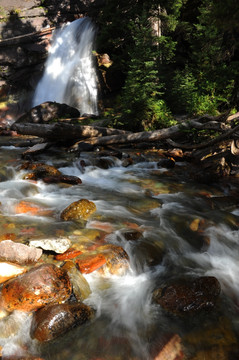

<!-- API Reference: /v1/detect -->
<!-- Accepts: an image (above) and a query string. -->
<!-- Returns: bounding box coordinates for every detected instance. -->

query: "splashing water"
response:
[1,143,239,359]
[33,18,98,115]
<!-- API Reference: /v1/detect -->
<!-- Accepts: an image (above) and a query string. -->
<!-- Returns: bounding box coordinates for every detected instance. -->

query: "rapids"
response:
[0,139,239,359]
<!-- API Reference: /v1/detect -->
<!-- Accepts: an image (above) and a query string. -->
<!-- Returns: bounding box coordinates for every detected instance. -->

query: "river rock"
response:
[15,200,53,217]
[29,237,71,254]
[152,334,184,360]
[42,174,82,185]
[98,244,130,276]
[153,276,221,315]
[22,163,62,181]
[75,253,106,274]
[0,240,42,264]
[30,302,95,342]
[15,101,80,124]
[0,262,26,283]
[60,199,97,221]
[55,248,83,261]
[157,158,175,169]
[0,264,72,312]
[122,229,142,241]
[62,261,91,300]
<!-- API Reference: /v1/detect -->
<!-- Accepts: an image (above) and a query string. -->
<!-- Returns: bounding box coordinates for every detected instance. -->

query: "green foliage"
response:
[96,0,239,129]
[119,12,174,130]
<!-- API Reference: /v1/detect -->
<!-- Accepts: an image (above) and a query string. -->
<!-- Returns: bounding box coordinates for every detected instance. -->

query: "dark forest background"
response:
[94,0,239,131]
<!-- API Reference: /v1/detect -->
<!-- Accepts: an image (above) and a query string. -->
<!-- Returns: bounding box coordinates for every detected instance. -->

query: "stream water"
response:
[0,138,239,359]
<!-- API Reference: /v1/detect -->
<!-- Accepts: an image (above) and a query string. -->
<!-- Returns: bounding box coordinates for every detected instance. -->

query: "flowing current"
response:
[32,18,98,115]
[0,141,239,359]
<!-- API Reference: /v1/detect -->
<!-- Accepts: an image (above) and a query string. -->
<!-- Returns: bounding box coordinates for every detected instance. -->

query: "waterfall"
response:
[32,18,98,115]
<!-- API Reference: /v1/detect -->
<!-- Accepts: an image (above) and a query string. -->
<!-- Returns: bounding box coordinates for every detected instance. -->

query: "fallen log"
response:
[166,123,239,150]
[11,122,131,141]
[75,120,229,147]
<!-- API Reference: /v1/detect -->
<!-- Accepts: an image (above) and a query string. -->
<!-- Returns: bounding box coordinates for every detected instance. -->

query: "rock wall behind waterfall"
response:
[0,0,104,111]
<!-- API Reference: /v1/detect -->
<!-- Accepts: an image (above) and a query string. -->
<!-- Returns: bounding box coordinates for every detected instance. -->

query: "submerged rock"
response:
[0,240,42,264]
[153,276,221,315]
[30,302,95,342]
[0,264,72,312]
[14,200,53,217]
[60,199,97,221]
[62,261,91,300]
[98,244,130,276]
[152,334,184,360]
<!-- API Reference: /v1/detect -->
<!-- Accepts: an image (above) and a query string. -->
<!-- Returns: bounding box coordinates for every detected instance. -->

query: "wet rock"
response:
[22,163,62,181]
[94,157,115,169]
[135,241,165,269]
[29,237,71,254]
[122,230,142,241]
[157,158,175,169]
[75,253,106,274]
[15,102,80,124]
[54,248,83,261]
[184,317,237,360]
[30,302,95,342]
[0,264,72,312]
[0,262,26,283]
[98,244,130,276]
[62,261,91,300]
[153,276,221,315]
[42,174,82,185]
[152,334,184,360]
[60,199,97,221]
[122,157,133,167]
[14,200,53,217]
[0,240,42,264]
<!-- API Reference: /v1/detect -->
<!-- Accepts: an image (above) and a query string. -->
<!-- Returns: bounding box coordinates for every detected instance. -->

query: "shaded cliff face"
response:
[0,0,103,112]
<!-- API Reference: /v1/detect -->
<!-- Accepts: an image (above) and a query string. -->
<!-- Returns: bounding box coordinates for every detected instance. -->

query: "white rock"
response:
[29,238,72,254]
[0,240,42,264]
[0,262,26,283]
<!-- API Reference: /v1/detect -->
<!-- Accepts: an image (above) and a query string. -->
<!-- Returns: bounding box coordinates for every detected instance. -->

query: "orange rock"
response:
[0,264,72,312]
[76,254,106,274]
[15,200,53,217]
[55,248,83,261]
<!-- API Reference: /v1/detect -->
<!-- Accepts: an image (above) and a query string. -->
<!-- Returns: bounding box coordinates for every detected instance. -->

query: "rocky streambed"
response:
[0,139,238,359]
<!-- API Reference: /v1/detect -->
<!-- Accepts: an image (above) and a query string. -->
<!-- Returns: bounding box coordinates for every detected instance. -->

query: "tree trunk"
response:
[11,122,131,141]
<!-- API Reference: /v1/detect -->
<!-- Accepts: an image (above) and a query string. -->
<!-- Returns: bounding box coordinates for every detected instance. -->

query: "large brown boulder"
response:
[15,102,80,123]
[0,264,72,312]
[30,302,95,342]
[153,276,221,316]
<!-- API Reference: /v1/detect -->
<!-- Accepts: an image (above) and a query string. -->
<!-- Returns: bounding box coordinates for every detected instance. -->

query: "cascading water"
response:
[32,17,98,115]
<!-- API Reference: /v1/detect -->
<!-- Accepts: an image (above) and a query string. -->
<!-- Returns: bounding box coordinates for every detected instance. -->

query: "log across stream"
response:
[0,138,238,359]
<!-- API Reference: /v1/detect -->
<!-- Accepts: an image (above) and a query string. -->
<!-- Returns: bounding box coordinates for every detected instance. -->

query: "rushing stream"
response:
[0,138,239,359]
